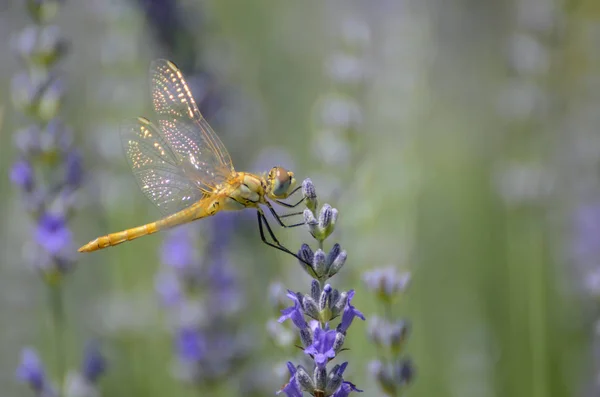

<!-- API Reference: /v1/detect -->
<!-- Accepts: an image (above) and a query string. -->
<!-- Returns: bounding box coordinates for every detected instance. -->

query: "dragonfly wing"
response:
[150,59,235,191]
[120,117,205,215]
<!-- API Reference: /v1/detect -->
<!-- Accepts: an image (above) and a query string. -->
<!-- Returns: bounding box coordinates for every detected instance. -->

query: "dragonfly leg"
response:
[266,202,306,228]
[257,210,311,266]
[279,211,304,219]
[274,187,305,208]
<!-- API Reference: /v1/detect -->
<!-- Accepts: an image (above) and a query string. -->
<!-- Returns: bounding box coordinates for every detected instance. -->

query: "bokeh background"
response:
[1,0,600,396]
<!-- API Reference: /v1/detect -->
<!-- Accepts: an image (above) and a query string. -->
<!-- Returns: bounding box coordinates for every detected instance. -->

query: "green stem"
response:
[48,282,66,386]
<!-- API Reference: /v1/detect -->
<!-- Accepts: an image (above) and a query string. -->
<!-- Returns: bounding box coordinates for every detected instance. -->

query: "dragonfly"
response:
[78,59,307,262]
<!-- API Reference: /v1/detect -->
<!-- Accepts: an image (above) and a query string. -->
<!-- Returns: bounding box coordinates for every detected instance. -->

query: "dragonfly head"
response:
[266,166,296,199]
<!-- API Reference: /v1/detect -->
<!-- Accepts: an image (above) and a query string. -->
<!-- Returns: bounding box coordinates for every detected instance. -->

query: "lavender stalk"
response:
[363,268,414,396]
[277,179,363,397]
[11,1,107,395]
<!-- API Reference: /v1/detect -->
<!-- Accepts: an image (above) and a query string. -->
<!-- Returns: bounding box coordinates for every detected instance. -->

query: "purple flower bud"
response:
[395,358,414,385]
[16,348,55,395]
[313,249,327,277]
[10,160,34,191]
[176,327,206,363]
[299,328,313,348]
[363,267,411,300]
[35,213,72,256]
[161,227,195,270]
[310,279,320,301]
[81,341,106,383]
[328,250,347,278]
[325,362,348,394]
[333,331,345,354]
[319,284,332,312]
[330,288,340,310]
[304,209,318,237]
[318,204,333,231]
[65,149,83,188]
[314,365,327,390]
[302,178,318,212]
[327,243,341,266]
[302,295,320,320]
[298,244,318,278]
[296,365,315,393]
[369,360,395,395]
[332,291,348,318]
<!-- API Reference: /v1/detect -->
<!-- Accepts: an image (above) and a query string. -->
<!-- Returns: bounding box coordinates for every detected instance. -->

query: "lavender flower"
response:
[17,343,107,397]
[156,216,249,387]
[80,341,107,384]
[363,266,414,395]
[11,2,105,395]
[16,348,56,396]
[11,0,81,278]
[362,267,411,302]
[277,179,363,396]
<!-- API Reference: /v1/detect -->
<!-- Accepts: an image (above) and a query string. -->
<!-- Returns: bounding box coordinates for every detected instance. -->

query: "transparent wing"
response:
[120,117,206,215]
[149,59,234,191]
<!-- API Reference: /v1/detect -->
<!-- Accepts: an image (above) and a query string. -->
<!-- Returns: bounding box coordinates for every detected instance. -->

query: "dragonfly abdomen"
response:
[77,222,160,252]
[78,197,219,253]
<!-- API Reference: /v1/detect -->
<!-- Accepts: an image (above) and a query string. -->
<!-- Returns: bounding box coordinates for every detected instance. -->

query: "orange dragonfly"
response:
[78,59,307,262]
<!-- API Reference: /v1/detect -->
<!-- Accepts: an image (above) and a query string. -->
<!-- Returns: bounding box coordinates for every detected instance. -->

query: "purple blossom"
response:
[274,179,364,394]
[161,226,195,270]
[338,290,365,333]
[304,326,337,369]
[35,213,72,255]
[10,159,34,191]
[16,348,48,392]
[65,149,83,188]
[278,291,308,330]
[176,327,206,363]
[159,217,249,385]
[207,261,241,315]
[362,267,411,299]
[81,341,106,383]
[333,381,363,396]
[277,362,302,397]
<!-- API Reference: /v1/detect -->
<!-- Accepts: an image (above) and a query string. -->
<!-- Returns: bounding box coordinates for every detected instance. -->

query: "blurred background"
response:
[1,0,600,396]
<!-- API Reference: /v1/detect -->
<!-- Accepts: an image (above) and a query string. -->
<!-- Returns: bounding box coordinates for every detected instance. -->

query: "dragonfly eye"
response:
[269,167,295,198]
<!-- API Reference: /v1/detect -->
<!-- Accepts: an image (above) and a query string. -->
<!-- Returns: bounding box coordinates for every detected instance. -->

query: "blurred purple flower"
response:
[81,341,106,383]
[16,348,49,393]
[35,213,72,255]
[65,149,83,188]
[176,327,206,363]
[362,267,411,300]
[573,203,600,268]
[10,159,34,191]
[161,226,195,270]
